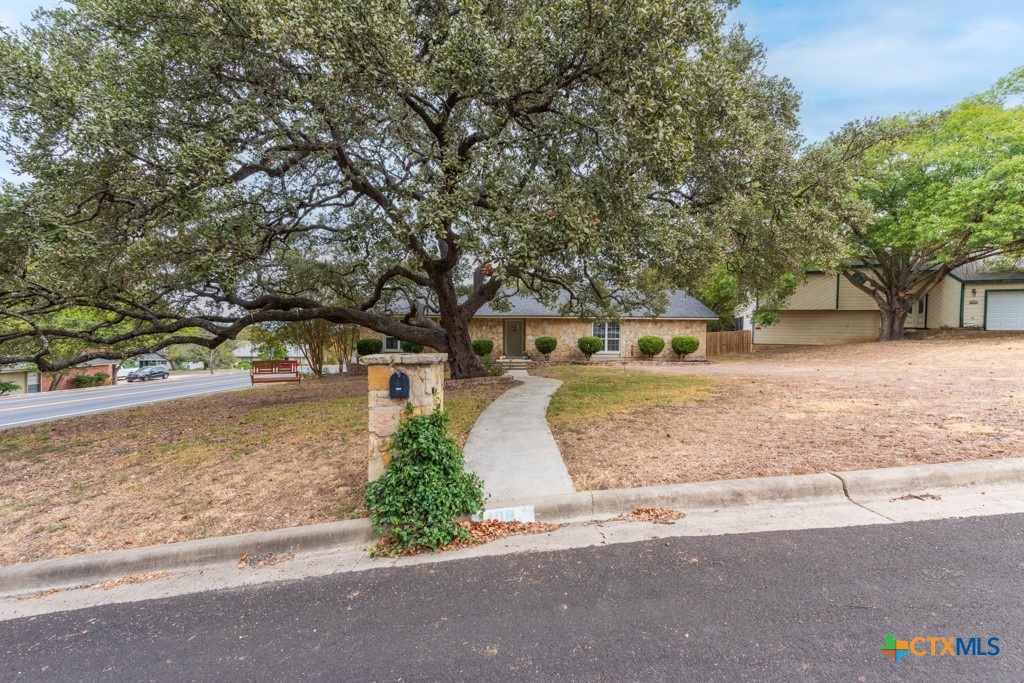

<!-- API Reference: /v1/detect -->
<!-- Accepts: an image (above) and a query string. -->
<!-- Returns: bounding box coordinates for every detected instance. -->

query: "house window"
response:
[384,335,401,352]
[592,322,620,353]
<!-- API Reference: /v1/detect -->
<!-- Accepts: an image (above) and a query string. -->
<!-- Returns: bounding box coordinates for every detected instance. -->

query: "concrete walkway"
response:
[463,370,575,504]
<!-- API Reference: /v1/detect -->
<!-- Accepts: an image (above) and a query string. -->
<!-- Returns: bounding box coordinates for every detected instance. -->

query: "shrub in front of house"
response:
[637,336,665,359]
[400,341,424,353]
[0,380,20,396]
[671,336,700,360]
[577,336,603,360]
[534,336,557,360]
[72,372,110,388]
[471,339,494,357]
[356,338,383,356]
[481,354,507,376]
[365,408,486,555]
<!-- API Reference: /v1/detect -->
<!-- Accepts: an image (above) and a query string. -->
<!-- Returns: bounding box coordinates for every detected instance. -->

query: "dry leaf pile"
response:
[615,507,685,524]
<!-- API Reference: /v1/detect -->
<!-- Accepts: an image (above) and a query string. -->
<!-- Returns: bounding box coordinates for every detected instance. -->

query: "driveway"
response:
[551,331,1024,489]
[0,372,252,430]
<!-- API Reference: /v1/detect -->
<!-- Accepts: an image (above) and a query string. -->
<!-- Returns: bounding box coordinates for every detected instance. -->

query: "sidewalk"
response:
[463,370,575,504]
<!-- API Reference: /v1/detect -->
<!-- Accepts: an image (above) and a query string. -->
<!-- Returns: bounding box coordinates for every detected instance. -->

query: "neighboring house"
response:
[753,265,1024,346]
[136,352,171,368]
[368,291,718,360]
[234,341,314,370]
[41,358,116,391]
[0,363,41,394]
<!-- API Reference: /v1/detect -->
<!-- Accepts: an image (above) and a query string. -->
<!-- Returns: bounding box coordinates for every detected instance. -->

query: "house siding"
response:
[754,310,880,345]
[786,275,838,310]
[0,370,29,394]
[926,276,962,329]
[962,282,1024,327]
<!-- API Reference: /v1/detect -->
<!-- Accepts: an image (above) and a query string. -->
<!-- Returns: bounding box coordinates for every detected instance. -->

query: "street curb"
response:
[1,518,374,594]
[502,472,847,522]
[835,458,1024,501]
[4,458,1023,594]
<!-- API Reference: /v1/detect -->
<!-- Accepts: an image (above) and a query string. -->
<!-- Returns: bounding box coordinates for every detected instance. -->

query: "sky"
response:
[1,0,1022,180]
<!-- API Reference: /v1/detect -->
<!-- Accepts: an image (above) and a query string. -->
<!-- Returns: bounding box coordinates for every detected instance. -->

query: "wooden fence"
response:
[705,330,752,357]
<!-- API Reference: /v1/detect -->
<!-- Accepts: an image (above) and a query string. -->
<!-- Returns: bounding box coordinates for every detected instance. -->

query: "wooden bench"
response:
[250,360,302,384]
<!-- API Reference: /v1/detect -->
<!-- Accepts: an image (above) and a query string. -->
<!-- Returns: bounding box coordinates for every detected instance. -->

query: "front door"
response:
[906,297,927,329]
[504,319,526,357]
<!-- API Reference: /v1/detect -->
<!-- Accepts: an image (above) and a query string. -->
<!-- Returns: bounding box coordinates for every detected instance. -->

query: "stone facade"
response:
[468,317,708,361]
[360,318,709,361]
[359,353,447,481]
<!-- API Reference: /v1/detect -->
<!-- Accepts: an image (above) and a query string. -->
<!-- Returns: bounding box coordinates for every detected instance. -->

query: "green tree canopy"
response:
[0,0,841,377]
[821,69,1024,339]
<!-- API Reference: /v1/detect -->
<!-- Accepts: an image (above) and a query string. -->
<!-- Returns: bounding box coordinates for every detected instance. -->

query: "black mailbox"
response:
[389,370,411,399]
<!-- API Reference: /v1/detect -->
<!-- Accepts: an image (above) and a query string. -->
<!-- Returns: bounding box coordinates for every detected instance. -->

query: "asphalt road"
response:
[0,373,253,429]
[2,514,1021,682]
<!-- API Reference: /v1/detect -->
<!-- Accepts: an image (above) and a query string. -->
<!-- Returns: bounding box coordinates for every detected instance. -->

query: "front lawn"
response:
[533,366,714,489]
[536,333,1024,492]
[0,374,517,565]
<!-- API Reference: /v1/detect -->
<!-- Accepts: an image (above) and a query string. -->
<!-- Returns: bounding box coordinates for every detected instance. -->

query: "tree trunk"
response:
[443,313,488,379]
[877,304,909,341]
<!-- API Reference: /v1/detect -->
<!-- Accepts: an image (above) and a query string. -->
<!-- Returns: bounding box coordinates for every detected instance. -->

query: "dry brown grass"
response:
[0,374,517,565]
[544,333,1024,490]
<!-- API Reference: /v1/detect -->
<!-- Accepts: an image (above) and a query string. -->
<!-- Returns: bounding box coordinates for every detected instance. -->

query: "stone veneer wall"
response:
[468,318,708,360]
[360,319,709,361]
[362,353,446,481]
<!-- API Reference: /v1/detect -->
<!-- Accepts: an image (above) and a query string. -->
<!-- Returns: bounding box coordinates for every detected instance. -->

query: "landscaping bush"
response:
[72,372,109,388]
[671,336,700,360]
[577,336,603,360]
[637,336,665,359]
[0,380,20,396]
[365,408,486,555]
[534,336,557,360]
[481,354,507,376]
[471,339,494,357]
[400,341,424,353]
[356,338,383,356]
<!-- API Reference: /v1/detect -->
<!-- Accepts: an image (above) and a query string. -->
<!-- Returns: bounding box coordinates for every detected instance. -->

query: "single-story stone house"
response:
[367,291,718,361]
[753,265,1024,345]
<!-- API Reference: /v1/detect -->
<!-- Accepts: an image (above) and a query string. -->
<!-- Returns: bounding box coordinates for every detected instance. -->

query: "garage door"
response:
[986,291,1024,330]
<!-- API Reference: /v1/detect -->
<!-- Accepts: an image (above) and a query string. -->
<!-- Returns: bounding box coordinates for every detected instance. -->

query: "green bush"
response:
[671,336,700,359]
[637,335,665,359]
[237,361,252,370]
[577,336,603,360]
[365,408,486,555]
[400,340,424,353]
[534,336,557,360]
[0,380,20,396]
[481,354,507,376]
[356,338,383,356]
[471,339,494,356]
[72,372,110,388]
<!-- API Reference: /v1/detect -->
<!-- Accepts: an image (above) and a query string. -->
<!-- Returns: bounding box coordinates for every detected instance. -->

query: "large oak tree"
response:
[1,0,839,377]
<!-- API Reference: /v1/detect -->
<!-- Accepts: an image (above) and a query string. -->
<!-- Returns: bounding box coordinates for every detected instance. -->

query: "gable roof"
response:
[474,291,718,320]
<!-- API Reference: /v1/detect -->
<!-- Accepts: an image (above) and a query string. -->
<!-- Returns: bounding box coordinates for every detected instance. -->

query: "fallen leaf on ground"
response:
[16,588,58,601]
[615,507,685,524]
[94,572,168,590]
[238,551,296,569]
[893,493,941,502]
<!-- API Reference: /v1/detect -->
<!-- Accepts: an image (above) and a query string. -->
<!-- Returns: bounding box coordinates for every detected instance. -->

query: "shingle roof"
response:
[474,291,718,320]
[951,264,1024,282]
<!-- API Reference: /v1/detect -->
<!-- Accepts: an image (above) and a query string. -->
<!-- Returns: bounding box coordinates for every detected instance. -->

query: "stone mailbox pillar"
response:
[359,352,447,481]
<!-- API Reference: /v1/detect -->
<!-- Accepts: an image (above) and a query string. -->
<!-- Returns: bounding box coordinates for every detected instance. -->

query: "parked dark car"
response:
[126,366,170,382]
